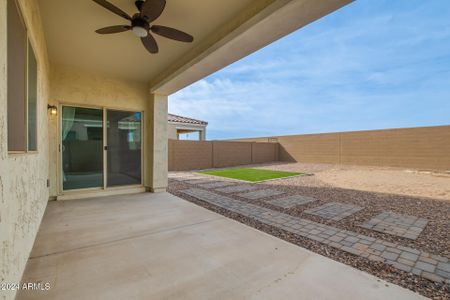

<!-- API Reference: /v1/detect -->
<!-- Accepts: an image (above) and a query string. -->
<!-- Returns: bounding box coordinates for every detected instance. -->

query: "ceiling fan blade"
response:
[95,25,131,34]
[141,34,159,54]
[151,25,193,43]
[141,0,166,23]
[92,0,132,21]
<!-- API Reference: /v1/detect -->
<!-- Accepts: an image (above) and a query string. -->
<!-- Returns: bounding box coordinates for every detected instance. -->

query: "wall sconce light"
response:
[48,105,57,116]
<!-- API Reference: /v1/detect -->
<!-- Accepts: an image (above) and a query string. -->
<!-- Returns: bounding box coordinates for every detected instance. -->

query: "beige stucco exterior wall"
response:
[145,94,168,192]
[168,123,178,140]
[167,123,207,140]
[47,64,150,197]
[0,1,50,299]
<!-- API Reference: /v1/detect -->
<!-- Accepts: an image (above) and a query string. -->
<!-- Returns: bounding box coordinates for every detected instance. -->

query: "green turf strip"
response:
[198,168,302,182]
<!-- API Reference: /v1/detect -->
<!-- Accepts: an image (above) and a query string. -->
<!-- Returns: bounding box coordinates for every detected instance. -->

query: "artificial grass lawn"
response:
[198,168,302,182]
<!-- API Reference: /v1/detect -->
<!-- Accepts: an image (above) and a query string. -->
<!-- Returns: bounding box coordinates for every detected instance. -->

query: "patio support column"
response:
[200,129,206,141]
[145,93,168,193]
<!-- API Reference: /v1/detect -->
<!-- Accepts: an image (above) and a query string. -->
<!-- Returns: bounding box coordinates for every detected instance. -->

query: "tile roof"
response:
[168,113,208,126]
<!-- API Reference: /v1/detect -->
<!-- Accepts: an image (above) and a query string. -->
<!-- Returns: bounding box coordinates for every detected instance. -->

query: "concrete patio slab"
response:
[27,193,218,258]
[18,193,425,300]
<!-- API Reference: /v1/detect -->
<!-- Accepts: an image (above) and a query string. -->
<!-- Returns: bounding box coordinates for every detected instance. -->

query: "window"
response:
[7,0,27,151]
[7,0,38,152]
[27,42,38,151]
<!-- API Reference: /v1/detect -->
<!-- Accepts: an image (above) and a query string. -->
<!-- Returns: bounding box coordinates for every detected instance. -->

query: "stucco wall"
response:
[168,123,178,140]
[168,140,278,171]
[0,1,50,299]
[235,125,450,170]
[48,64,150,197]
[167,123,207,140]
[145,94,168,192]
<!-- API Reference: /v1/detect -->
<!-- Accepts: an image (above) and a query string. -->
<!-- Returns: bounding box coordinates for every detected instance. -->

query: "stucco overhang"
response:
[39,0,352,94]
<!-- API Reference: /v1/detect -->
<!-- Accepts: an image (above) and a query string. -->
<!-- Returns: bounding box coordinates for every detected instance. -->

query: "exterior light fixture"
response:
[48,104,57,116]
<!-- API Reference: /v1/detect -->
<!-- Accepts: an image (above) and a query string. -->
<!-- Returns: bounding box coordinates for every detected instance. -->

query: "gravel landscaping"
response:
[259,162,450,201]
[168,164,450,299]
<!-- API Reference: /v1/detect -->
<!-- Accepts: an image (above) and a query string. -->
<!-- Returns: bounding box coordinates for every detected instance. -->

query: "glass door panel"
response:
[106,110,142,187]
[62,106,103,190]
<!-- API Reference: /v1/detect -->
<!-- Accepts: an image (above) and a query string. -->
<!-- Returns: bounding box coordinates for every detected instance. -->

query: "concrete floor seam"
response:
[29,217,224,259]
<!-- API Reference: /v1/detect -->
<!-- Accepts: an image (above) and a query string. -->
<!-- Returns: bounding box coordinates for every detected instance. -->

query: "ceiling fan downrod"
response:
[135,0,145,12]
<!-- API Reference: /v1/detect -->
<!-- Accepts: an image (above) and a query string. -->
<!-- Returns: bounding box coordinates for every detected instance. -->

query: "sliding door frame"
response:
[58,103,144,195]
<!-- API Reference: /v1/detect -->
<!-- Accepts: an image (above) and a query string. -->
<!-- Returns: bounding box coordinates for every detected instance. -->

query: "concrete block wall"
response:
[252,141,279,163]
[212,141,252,168]
[235,125,450,170]
[168,140,213,171]
[277,133,340,164]
[168,140,278,171]
[338,126,450,169]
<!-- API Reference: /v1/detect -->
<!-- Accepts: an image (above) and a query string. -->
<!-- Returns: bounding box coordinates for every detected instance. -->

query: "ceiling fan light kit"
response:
[92,0,194,54]
[131,17,149,37]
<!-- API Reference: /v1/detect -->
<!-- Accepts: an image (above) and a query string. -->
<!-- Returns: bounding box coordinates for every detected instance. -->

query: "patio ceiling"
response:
[39,0,353,93]
[39,0,255,81]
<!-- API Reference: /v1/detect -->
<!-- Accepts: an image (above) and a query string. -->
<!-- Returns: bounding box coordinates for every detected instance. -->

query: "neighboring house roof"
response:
[168,113,208,126]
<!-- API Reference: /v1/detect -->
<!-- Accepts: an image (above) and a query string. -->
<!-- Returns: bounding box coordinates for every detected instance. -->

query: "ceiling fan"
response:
[92,0,194,54]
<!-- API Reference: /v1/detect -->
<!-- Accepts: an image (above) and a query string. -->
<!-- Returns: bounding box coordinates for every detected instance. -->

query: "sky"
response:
[169,0,450,140]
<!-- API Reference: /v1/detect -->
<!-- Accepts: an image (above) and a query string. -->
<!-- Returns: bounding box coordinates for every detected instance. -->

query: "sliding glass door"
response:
[61,106,142,191]
[106,110,142,187]
[61,106,103,190]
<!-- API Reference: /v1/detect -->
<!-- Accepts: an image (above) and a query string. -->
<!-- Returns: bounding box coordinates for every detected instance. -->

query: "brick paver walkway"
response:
[360,211,428,240]
[304,202,363,221]
[169,175,200,181]
[197,181,237,189]
[181,188,450,285]
[267,195,316,209]
[237,189,285,200]
[215,184,258,193]
[183,179,216,184]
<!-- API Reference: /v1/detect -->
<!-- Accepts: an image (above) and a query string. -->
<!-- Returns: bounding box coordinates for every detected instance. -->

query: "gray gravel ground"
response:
[168,166,450,299]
